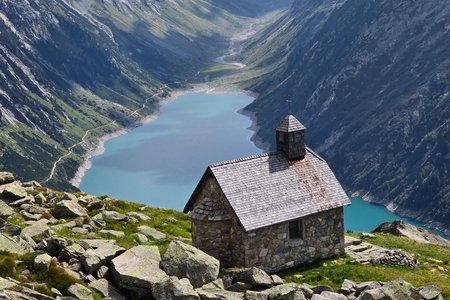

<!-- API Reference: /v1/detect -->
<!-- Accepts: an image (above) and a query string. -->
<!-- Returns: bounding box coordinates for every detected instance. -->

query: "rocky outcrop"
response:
[373,221,450,247]
[161,240,220,288]
[111,245,168,298]
[53,200,88,220]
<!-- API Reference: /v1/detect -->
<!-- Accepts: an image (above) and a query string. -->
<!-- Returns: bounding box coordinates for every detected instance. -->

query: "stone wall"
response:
[243,207,345,272]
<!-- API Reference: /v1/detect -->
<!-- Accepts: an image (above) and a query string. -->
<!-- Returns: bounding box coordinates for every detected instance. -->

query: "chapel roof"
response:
[275,114,306,132]
[184,147,350,232]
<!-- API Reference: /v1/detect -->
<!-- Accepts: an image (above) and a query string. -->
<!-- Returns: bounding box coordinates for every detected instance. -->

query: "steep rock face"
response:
[0,0,291,190]
[241,0,450,235]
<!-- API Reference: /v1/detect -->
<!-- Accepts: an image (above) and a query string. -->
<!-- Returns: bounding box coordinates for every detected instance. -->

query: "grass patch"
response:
[33,260,81,292]
[0,251,19,279]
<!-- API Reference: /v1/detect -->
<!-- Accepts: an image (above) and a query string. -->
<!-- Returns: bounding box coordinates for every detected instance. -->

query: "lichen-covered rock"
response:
[196,287,244,300]
[22,219,51,242]
[2,183,27,199]
[153,276,200,300]
[224,267,274,289]
[0,172,15,185]
[80,244,125,274]
[161,240,220,288]
[138,225,166,240]
[265,283,299,300]
[34,253,52,271]
[53,200,88,219]
[245,290,270,300]
[419,285,442,300]
[0,218,21,236]
[340,279,357,295]
[0,200,14,219]
[111,245,167,298]
[89,279,127,300]
[128,211,151,221]
[0,233,33,255]
[102,210,129,222]
[67,283,94,300]
[271,275,284,286]
[357,279,417,300]
[320,291,347,300]
[99,229,125,238]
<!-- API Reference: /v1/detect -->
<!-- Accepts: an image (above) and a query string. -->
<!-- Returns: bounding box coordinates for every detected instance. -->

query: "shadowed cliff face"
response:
[240,0,450,234]
[0,0,291,190]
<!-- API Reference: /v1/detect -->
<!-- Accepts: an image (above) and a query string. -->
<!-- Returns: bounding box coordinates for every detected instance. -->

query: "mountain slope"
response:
[0,0,291,190]
[237,0,450,235]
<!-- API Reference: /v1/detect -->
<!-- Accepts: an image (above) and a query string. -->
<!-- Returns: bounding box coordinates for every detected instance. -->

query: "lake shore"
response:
[70,83,260,188]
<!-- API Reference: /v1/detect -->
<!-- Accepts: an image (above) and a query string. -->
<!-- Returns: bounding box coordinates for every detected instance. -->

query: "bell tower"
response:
[275,114,306,161]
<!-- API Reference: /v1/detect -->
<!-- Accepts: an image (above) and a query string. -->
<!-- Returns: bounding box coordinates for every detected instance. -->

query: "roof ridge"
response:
[209,152,274,168]
[306,146,325,162]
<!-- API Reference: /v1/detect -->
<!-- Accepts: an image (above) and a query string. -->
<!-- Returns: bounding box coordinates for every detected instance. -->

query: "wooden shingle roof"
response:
[276,114,306,132]
[185,148,350,232]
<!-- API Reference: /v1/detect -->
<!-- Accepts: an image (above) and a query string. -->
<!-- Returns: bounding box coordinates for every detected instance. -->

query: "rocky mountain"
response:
[0,171,448,299]
[238,0,450,236]
[0,0,291,190]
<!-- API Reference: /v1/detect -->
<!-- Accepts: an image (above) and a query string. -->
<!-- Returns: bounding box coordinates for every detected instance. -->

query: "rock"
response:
[85,198,104,211]
[9,197,34,207]
[0,172,15,185]
[201,279,225,290]
[51,287,63,297]
[80,244,125,274]
[371,249,419,268]
[297,283,314,298]
[72,227,89,235]
[138,225,166,240]
[132,233,149,243]
[111,245,167,298]
[34,193,47,205]
[0,200,14,219]
[245,290,269,300]
[53,200,88,220]
[196,287,244,300]
[224,267,274,289]
[20,211,42,221]
[361,233,375,239]
[102,210,129,222]
[228,282,253,292]
[340,279,357,295]
[34,253,52,271]
[271,275,284,285]
[0,276,18,290]
[373,221,450,247]
[266,283,298,300]
[312,285,334,294]
[59,244,85,261]
[128,212,151,221]
[311,295,329,300]
[161,240,219,288]
[22,219,51,242]
[67,283,94,300]
[99,230,125,238]
[153,276,200,300]
[46,237,72,255]
[95,265,110,279]
[88,279,126,300]
[2,183,27,199]
[320,291,347,300]
[355,282,382,294]
[93,219,106,227]
[356,279,415,300]
[419,285,442,300]
[62,193,78,201]
[0,219,21,236]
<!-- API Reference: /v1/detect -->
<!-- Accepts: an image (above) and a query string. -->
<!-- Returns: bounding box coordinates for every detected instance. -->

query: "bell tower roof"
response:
[276,114,306,132]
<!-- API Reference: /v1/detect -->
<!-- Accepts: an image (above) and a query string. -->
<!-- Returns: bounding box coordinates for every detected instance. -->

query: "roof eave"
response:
[183,167,213,213]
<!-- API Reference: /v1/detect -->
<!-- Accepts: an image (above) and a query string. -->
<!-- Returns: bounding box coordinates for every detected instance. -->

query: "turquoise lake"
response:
[80,91,435,233]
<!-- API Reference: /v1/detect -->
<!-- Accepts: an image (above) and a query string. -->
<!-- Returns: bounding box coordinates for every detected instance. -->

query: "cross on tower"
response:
[287,99,292,115]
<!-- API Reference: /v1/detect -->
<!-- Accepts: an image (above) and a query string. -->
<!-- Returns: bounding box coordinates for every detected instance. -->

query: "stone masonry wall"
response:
[243,207,345,272]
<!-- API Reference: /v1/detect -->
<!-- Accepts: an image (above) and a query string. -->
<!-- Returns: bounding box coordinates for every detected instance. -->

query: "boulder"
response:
[34,253,52,271]
[67,283,94,300]
[84,197,104,211]
[320,291,347,300]
[2,183,27,200]
[153,276,200,300]
[46,237,72,255]
[111,245,167,298]
[80,244,125,274]
[265,283,300,300]
[0,219,21,236]
[161,240,220,288]
[59,244,85,261]
[224,267,273,289]
[21,220,51,242]
[20,211,42,221]
[271,275,284,286]
[128,211,151,221]
[102,210,129,222]
[196,287,244,300]
[53,200,87,220]
[132,233,149,243]
[357,279,416,300]
[0,172,15,185]
[298,283,314,298]
[99,229,125,238]
[78,239,116,249]
[227,282,253,292]
[88,279,126,300]
[0,200,14,219]
[0,233,33,254]
[62,193,78,201]
[340,279,357,295]
[245,290,270,300]
[419,285,442,300]
[355,282,381,294]
[96,265,110,279]
[310,295,329,300]
[138,225,166,240]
